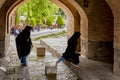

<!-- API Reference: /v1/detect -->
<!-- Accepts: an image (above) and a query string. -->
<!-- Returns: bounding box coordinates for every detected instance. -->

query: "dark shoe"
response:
[71,63,80,67]
[21,63,23,66]
[23,64,27,66]
[21,64,27,67]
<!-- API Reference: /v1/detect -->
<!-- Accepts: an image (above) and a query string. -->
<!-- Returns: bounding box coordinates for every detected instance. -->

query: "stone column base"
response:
[114,48,120,76]
[81,40,113,60]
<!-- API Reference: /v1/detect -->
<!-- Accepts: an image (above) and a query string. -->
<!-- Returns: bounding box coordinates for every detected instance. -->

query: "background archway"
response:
[5,0,85,54]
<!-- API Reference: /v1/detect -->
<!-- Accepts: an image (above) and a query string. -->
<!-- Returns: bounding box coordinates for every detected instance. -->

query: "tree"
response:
[46,19,52,26]
[58,8,65,17]
[17,0,59,19]
[56,15,65,28]
[15,10,20,25]
[31,18,36,28]
[16,0,59,27]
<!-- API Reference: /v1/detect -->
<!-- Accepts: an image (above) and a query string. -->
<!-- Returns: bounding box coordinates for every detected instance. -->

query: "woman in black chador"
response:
[55,32,81,67]
[15,26,32,66]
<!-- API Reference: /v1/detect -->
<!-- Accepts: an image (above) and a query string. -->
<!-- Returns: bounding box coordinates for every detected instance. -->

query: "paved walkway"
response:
[1,28,120,80]
[40,37,120,80]
[31,28,66,40]
[0,28,78,80]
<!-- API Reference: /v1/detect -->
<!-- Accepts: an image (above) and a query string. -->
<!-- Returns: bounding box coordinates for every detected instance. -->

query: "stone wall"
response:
[75,0,114,59]
[105,0,120,76]
[0,40,5,57]
[0,0,120,77]
[81,40,113,59]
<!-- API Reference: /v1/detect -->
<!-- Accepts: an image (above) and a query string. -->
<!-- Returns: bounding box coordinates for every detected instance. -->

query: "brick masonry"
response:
[81,40,113,59]
[0,0,120,77]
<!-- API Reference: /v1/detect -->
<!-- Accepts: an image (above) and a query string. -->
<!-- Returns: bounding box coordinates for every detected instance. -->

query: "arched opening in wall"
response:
[8,1,70,56]
[67,0,88,57]
[69,0,114,65]
[105,0,120,76]
[6,0,88,64]
[9,1,68,36]
[94,1,114,64]
[5,0,81,79]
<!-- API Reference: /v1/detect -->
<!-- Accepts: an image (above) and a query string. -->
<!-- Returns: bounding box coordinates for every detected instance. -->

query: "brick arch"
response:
[4,0,120,77]
[73,0,114,60]
[0,0,86,57]
[6,0,88,53]
[50,0,74,38]
[0,0,29,57]
[50,0,88,52]
[105,0,120,76]
[0,0,114,60]
[7,0,85,38]
[0,0,119,77]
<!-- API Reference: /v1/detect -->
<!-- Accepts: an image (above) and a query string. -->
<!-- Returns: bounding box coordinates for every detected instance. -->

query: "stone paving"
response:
[0,29,78,80]
[40,37,120,80]
[1,28,120,80]
[27,41,78,80]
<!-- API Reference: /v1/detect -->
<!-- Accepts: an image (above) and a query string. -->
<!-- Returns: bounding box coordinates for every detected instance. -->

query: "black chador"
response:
[15,26,32,59]
[62,32,80,65]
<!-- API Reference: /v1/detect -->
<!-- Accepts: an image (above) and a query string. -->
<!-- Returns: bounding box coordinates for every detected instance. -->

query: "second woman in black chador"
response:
[56,32,81,67]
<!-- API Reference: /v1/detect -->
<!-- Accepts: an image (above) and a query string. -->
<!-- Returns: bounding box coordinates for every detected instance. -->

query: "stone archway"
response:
[69,0,114,74]
[74,0,114,60]
[61,0,114,62]
[4,0,85,55]
[0,0,85,60]
[1,0,119,77]
[105,0,120,76]
[0,0,113,62]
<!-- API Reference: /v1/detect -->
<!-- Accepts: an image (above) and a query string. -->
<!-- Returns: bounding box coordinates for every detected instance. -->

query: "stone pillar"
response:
[113,5,120,76]
[45,66,57,80]
[74,11,81,52]
[114,49,120,76]
[83,41,113,59]
[37,47,45,56]
[0,11,6,58]
[0,40,5,57]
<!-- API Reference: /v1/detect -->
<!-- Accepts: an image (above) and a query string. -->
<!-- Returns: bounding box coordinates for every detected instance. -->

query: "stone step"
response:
[37,47,45,56]
[45,65,57,76]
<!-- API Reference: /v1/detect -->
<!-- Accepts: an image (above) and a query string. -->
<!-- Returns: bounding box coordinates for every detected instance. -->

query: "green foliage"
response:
[17,0,59,19]
[16,0,66,28]
[36,19,40,24]
[15,10,20,25]
[17,3,28,16]
[40,19,43,25]
[46,19,52,26]
[46,15,56,22]
[58,8,65,17]
[31,18,36,27]
[36,19,43,25]
[56,15,65,25]
[28,18,32,25]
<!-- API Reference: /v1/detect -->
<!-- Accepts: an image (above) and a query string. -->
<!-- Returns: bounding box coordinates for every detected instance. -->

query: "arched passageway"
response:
[105,0,120,76]
[0,0,120,77]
